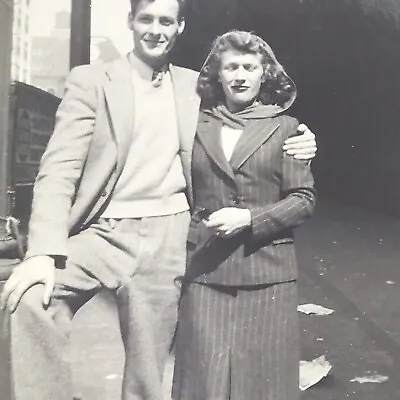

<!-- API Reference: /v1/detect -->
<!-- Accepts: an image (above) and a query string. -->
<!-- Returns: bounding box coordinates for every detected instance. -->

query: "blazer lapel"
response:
[170,66,201,205]
[196,114,236,182]
[103,57,135,177]
[170,66,200,154]
[230,119,280,171]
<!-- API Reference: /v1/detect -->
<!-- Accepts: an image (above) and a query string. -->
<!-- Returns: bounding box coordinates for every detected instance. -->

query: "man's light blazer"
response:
[26,57,200,259]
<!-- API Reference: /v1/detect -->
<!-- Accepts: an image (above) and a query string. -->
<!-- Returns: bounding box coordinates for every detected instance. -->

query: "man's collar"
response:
[127,52,169,81]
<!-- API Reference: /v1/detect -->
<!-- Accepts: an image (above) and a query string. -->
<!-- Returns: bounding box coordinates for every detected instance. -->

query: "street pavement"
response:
[1,198,400,399]
[297,198,400,399]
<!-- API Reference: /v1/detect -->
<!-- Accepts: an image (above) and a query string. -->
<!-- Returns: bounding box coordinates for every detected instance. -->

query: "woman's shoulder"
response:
[273,114,300,138]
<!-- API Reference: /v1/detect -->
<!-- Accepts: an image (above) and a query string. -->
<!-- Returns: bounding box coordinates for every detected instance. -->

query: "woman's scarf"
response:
[209,103,282,129]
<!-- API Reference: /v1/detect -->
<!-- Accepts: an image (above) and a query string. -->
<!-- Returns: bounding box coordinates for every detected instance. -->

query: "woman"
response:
[172,30,316,400]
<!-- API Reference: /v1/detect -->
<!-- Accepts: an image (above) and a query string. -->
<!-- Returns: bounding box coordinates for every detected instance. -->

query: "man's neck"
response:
[132,50,168,71]
[128,51,169,82]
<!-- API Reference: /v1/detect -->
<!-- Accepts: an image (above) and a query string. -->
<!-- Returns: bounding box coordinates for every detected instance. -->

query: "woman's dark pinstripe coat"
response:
[185,111,316,286]
[172,111,316,400]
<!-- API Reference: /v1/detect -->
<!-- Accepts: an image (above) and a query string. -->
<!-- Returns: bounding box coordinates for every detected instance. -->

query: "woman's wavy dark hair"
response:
[197,30,296,110]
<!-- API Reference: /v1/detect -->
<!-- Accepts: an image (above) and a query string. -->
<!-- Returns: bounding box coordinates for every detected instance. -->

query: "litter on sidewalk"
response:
[350,374,389,384]
[299,355,332,391]
[297,303,334,316]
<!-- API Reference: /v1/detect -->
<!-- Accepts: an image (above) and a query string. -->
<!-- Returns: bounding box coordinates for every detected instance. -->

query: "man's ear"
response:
[177,19,186,35]
[127,12,134,31]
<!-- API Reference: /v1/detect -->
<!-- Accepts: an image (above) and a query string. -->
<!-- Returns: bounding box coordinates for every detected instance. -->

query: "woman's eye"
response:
[225,65,237,72]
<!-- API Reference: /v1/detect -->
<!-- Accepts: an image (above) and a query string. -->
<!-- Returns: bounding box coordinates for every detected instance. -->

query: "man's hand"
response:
[204,207,251,238]
[283,123,317,160]
[0,255,56,313]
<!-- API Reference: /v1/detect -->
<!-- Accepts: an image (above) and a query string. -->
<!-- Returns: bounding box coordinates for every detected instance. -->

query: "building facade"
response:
[31,10,120,98]
[11,0,31,84]
[0,0,14,215]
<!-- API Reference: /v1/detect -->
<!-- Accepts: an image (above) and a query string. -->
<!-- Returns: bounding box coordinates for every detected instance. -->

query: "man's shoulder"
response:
[67,63,108,85]
[68,57,129,84]
[170,64,199,80]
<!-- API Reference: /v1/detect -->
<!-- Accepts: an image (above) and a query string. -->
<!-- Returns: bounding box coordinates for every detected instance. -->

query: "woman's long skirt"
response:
[172,281,299,400]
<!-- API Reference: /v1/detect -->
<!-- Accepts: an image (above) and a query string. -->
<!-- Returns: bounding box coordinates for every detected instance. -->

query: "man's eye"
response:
[138,16,152,23]
[160,18,174,26]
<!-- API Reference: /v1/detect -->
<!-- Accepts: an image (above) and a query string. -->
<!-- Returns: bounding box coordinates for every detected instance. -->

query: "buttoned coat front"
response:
[185,111,317,286]
[26,57,200,259]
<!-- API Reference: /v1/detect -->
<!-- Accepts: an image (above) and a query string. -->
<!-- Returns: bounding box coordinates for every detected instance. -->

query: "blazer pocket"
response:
[272,237,294,246]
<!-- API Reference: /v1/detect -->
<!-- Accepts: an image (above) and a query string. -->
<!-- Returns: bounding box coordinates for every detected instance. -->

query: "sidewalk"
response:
[297,198,400,399]
[1,198,400,399]
[69,198,400,399]
[297,198,400,346]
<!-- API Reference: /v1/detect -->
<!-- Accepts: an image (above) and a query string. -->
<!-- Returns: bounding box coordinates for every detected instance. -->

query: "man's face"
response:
[218,49,264,112]
[128,0,185,68]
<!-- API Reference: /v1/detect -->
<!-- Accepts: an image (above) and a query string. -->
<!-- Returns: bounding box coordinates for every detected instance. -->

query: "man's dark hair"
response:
[130,0,186,21]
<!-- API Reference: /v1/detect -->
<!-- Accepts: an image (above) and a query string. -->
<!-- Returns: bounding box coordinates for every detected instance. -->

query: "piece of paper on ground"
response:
[297,303,334,316]
[299,355,332,391]
[350,374,389,384]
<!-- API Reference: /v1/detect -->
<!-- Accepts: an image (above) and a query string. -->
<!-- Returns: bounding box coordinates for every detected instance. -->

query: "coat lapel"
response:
[103,57,135,177]
[170,66,200,154]
[230,119,280,171]
[196,113,236,182]
[170,66,201,204]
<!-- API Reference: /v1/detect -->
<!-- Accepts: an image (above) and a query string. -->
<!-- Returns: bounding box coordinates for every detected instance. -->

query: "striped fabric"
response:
[173,112,316,399]
[185,112,316,286]
[173,281,299,400]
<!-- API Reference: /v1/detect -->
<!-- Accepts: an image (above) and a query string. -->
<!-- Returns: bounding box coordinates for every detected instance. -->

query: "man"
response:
[0,0,316,399]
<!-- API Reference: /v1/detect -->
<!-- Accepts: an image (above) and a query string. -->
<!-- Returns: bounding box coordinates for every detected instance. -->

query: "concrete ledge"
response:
[0,268,173,399]
[0,273,12,400]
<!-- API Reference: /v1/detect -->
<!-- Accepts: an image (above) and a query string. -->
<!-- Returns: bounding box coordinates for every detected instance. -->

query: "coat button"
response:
[232,195,241,205]
[101,190,108,197]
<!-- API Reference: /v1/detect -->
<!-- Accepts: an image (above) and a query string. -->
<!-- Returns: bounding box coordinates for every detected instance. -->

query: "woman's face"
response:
[218,49,264,112]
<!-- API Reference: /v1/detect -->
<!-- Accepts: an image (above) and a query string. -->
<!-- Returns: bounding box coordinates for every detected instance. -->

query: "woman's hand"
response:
[204,207,251,238]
